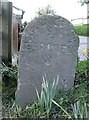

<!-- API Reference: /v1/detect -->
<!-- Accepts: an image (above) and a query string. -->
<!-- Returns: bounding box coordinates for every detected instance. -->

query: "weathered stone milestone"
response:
[16,15,79,106]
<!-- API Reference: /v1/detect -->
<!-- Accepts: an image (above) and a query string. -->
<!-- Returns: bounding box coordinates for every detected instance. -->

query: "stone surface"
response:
[16,15,79,106]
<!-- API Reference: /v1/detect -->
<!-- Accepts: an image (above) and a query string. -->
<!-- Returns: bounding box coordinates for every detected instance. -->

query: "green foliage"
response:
[55,83,87,107]
[0,80,2,92]
[35,74,59,118]
[53,81,88,118]
[52,99,72,118]
[71,99,88,119]
[2,62,17,87]
[74,60,88,85]
[2,75,59,118]
[36,5,56,17]
[2,70,88,119]
[77,60,89,72]
[2,59,89,119]
[74,24,89,36]
[1,62,17,105]
[2,100,22,118]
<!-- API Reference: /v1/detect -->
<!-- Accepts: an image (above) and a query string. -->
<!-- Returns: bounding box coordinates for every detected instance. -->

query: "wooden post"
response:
[0,1,2,63]
[8,2,12,65]
[2,2,12,66]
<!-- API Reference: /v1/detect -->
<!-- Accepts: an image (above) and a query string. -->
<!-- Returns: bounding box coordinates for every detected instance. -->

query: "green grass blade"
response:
[52,99,72,119]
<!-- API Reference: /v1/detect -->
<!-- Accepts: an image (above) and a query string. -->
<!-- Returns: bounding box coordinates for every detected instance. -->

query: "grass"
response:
[1,60,89,119]
[2,80,88,119]
[74,24,89,36]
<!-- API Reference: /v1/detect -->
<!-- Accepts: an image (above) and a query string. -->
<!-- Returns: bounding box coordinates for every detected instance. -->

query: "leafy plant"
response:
[2,59,89,119]
[77,60,89,72]
[36,5,56,17]
[1,62,17,87]
[52,99,72,119]
[1,62,17,107]
[7,100,22,118]
[35,74,59,118]
[71,99,89,119]
[75,60,88,85]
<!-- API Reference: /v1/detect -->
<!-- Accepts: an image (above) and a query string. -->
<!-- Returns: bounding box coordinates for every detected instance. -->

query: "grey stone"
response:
[16,15,79,106]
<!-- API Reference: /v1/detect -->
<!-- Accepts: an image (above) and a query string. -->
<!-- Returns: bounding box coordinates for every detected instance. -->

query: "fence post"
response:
[8,2,12,66]
[0,1,2,64]
[2,2,12,66]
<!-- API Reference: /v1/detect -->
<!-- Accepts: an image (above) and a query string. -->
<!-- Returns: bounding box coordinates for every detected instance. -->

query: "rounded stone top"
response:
[24,15,74,33]
[21,15,79,49]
